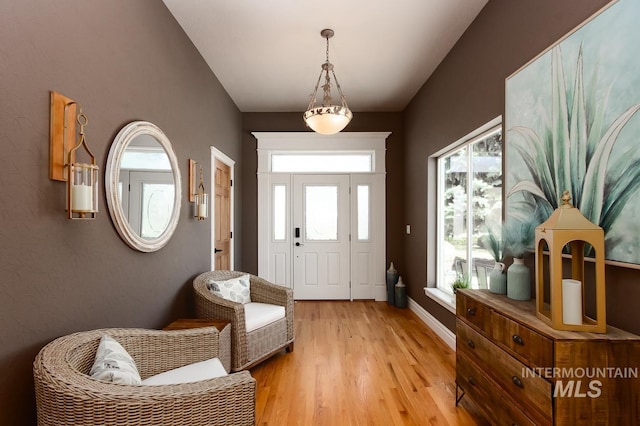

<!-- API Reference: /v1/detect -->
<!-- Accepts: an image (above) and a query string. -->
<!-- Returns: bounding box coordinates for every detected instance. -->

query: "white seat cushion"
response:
[141,357,227,385]
[244,302,285,333]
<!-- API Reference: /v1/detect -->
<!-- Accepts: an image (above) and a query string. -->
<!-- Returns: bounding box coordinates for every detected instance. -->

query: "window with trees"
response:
[437,123,502,293]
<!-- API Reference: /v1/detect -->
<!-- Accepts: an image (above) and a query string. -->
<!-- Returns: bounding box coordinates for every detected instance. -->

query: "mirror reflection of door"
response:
[117,133,175,240]
[118,171,174,238]
[128,172,174,238]
[214,159,231,270]
[292,174,350,300]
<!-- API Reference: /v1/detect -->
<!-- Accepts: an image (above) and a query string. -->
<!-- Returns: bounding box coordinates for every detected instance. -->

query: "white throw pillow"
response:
[207,274,251,304]
[142,357,227,385]
[90,335,141,385]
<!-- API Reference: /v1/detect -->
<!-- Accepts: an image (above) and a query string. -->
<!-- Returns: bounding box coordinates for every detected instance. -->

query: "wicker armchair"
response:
[193,270,294,371]
[33,327,256,426]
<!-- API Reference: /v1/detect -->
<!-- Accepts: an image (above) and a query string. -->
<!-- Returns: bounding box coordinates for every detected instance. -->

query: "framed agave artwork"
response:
[505,0,640,267]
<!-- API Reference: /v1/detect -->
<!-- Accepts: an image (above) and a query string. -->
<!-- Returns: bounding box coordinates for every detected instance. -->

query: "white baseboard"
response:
[408,297,456,350]
[374,284,387,302]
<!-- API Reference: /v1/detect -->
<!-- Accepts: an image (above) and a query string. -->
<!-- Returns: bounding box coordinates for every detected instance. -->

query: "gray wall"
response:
[403,0,640,335]
[0,1,242,424]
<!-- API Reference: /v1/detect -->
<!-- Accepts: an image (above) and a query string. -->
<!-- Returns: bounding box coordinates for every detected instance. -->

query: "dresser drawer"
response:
[456,319,490,367]
[491,311,554,370]
[457,353,543,426]
[457,319,553,421]
[456,290,490,333]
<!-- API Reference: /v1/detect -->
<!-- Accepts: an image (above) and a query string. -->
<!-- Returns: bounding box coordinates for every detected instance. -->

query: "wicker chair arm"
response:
[249,276,294,342]
[249,276,292,306]
[120,327,223,376]
[193,273,250,369]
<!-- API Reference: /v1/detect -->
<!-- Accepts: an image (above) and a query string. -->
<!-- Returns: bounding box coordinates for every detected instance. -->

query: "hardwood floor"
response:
[250,301,487,425]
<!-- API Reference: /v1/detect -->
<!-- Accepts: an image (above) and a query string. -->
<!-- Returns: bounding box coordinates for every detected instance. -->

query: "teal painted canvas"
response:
[505,0,640,265]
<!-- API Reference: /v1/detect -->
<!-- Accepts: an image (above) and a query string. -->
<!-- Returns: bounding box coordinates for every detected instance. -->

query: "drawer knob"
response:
[511,376,524,388]
[466,339,475,349]
[467,376,475,386]
[512,334,524,345]
[466,307,476,316]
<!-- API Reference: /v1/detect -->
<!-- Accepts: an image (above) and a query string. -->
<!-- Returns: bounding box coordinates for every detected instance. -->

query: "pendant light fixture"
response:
[303,28,353,135]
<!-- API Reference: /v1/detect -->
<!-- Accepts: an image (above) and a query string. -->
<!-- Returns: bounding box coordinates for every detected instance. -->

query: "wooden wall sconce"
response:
[49,91,99,219]
[189,159,208,220]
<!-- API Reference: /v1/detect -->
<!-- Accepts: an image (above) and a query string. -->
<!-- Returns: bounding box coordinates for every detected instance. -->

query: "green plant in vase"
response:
[503,213,543,301]
[451,272,469,294]
[503,218,537,259]
[479,223,507,294]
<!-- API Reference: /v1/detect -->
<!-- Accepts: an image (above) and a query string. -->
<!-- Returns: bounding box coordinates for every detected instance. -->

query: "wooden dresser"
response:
[455,289,639,425]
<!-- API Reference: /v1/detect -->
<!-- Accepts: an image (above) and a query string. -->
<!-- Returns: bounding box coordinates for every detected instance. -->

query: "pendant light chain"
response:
[325,33,330,63]
[322,33,333,106]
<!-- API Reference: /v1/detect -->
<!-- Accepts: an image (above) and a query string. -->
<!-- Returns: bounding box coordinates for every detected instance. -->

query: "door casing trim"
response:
[254,132,390,301]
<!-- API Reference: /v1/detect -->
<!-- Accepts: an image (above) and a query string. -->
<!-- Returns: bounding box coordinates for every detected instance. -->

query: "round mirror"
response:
[105,121,181,252]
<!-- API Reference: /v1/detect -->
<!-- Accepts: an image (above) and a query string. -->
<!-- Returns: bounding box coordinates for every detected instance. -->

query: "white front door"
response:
[292,174,351,300]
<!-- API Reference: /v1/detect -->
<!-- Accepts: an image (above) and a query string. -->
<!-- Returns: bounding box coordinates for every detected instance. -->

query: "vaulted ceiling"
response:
[163,0,488,112]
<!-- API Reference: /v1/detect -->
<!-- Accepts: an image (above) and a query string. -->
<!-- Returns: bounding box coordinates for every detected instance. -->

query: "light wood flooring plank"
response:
[251,301,486,425]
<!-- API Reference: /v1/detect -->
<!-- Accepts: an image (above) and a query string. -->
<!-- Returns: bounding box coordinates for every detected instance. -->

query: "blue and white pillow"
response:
[207,274,251,304]
[89,335,141,385]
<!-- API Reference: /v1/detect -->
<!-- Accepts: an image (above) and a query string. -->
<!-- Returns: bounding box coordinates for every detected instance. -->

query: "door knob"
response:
[214,248,223,253]
[295,242,303,246]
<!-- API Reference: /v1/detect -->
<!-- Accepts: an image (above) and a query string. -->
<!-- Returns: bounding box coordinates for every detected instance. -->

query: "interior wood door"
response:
[293,174,350,300]
[214,159,231,270]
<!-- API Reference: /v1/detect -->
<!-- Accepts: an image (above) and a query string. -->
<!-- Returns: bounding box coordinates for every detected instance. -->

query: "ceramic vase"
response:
[489,261,507,294]
[507,257,531,300]
[386,262,399,305]
[394,276,407,308]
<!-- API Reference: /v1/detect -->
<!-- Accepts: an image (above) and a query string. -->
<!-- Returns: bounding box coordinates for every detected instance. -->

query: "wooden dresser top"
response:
[458,289,639,341]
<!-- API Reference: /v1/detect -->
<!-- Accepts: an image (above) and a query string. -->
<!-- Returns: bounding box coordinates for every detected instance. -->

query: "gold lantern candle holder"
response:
[534,191,606,333]
[67,113,98,219]
[189,159,208,220]
[194,170,208,220]
[49,91,99,219]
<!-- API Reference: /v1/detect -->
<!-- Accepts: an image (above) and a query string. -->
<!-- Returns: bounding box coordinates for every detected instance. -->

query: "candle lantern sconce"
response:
[49,91,98,219]
[534,191,606,333]
[189,159,208,220]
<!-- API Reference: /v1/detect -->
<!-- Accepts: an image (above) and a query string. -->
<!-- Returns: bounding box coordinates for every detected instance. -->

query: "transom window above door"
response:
[270,153,373,173]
